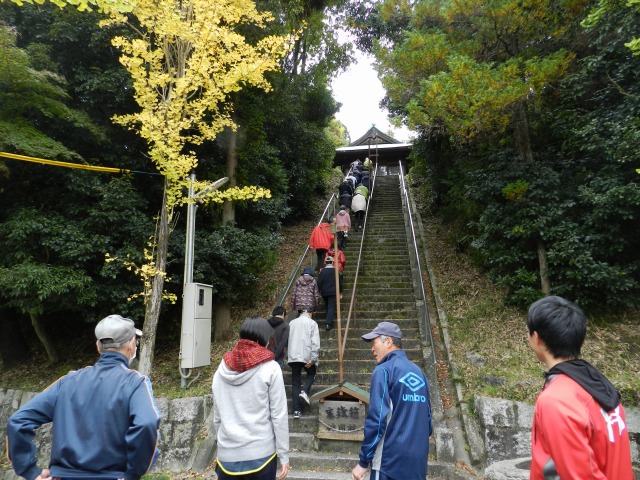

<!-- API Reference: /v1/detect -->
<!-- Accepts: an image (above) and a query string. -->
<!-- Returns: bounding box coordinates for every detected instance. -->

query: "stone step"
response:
[318,347,424,361]
[344,300,417,311]
[290,432,317,451]
[351,275,413,284]
[288,451,356,472]
[351,287,414,295]
[357,259,411,267]
[327,310,421,321]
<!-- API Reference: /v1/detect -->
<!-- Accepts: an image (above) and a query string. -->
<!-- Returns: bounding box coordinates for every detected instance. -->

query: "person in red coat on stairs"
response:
[308,219,334,270]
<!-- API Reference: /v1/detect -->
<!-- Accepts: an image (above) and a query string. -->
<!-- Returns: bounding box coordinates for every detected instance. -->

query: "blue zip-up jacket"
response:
[7,352,161,480]
[358,350,432,479]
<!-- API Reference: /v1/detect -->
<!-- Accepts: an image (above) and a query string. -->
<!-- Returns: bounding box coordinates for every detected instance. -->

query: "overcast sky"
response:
[330,49,414,144]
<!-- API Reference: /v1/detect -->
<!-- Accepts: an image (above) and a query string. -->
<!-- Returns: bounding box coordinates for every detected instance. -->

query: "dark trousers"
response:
[355,210,364,230]
[337,231,347,249]
[316,248,328,270]
[215,455,277,479]
[289,362,317,412]
[323,295,337,328]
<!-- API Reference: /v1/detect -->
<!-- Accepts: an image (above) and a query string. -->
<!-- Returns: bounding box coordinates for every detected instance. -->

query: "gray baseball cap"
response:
[95,314,142,348]
[361,322,402,341]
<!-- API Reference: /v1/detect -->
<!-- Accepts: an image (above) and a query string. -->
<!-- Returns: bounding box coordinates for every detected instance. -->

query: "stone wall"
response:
[3,389,640,478]
[475,395,640,467]
[0,388,217,479]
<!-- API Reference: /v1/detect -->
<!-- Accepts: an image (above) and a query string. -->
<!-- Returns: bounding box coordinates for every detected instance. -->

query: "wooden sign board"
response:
[317,399,366,441]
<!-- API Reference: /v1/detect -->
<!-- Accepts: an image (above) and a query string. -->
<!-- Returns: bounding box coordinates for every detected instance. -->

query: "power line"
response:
[0,151,162,176]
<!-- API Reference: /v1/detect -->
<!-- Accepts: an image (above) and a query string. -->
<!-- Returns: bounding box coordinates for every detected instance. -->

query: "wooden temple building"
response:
[332,126,413,175]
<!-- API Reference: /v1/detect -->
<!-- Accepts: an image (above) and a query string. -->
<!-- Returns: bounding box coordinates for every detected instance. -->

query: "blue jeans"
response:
[289,362,316,413]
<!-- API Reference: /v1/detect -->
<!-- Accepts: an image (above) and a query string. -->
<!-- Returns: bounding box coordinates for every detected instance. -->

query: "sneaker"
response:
[299,391,310,406]
[325,324,332,331]
[293,411,301,419]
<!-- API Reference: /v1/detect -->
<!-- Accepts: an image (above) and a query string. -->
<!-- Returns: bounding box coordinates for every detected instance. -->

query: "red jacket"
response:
[324,248,346,272]
[309,223,334,250]
[530,374,634,480]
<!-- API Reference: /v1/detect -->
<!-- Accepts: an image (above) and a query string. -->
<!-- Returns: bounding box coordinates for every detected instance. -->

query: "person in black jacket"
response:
[317,256,342,331]
[339,180,354,197]
[267,305,289,368]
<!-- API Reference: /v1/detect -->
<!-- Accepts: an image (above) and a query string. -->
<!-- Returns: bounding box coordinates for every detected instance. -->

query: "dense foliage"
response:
[373,0,640,308]
[0,0,341,365]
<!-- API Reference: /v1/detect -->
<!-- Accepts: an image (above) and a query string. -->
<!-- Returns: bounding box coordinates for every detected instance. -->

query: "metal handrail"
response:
[339,161,378,372]
[399,161,436,364]
[276,193,338,308]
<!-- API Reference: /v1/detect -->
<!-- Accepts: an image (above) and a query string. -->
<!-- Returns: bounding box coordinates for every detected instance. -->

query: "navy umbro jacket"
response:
[358,349,432,479]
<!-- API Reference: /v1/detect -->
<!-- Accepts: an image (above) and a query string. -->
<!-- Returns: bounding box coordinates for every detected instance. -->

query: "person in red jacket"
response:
[526,296,634,480]
[324,246,345,289]
[308,219,334,271]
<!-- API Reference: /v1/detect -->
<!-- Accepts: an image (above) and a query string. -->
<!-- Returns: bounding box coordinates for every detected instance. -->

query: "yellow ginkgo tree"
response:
[105,0,291,375]
[3,0,292,374]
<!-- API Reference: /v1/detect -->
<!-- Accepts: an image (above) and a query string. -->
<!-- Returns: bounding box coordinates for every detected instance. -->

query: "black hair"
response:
[526,296,586,359]
[272,305,286,317]
[239,317,273,347]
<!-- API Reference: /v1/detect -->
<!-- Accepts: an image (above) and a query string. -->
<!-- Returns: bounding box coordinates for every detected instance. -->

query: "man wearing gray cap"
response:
[7,314,161,480]
[352,322,432,480]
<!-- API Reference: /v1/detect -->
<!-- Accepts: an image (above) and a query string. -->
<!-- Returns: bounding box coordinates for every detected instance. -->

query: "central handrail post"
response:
[331,219,344,385]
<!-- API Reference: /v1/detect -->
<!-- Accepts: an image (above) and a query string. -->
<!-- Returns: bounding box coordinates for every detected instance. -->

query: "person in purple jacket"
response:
[290,266,321,314]
[352,322,432,480]
[7,314,161,480]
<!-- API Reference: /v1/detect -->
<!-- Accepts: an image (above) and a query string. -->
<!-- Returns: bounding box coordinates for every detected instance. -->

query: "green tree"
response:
[0,25,105,161]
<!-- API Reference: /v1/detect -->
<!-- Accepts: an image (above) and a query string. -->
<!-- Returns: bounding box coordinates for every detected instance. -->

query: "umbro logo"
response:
[399,372,425,393]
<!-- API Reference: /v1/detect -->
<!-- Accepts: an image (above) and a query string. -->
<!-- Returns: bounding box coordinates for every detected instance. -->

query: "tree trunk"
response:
[214,303,233,341]
[138,185,172,376]
[291,38,301,76]
[537,238,551,295]
[222,125,237,224]
[0,312,29,368]
[30,312,59,364]
[216,125,238,341]
[513,101,534,163]
[300,37,307,75]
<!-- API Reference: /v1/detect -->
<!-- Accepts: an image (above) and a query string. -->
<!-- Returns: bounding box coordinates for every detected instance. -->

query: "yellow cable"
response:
[0,151,131,174]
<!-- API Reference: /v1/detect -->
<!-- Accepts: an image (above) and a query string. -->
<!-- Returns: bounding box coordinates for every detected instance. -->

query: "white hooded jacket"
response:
[212,359,289,465]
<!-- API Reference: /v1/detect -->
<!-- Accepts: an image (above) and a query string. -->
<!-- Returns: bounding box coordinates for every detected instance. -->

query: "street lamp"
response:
[184,172,229,284]
[180,172,229,389]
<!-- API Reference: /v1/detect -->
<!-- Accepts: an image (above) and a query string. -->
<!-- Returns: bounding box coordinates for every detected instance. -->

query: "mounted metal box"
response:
[180,282,213,369]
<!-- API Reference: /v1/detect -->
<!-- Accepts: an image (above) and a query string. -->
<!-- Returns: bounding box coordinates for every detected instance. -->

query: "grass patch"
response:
[423,214,640,407]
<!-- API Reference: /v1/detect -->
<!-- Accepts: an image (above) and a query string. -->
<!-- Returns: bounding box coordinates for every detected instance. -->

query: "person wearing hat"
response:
[7,314,161,480]
[351,191,367,232]
[290,266,321,315]
[352,322,432,480]
[317,255,342,331]
[324,246,346,289]
[335,205,351,249]
[287,306,320,419]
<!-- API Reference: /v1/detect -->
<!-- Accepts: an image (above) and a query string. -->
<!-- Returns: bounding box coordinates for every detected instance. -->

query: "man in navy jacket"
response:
[7,315,161,480]
[352,322,432,480]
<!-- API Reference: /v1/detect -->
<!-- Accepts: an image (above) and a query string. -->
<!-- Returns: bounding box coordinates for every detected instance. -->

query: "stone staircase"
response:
[283,174,460,479]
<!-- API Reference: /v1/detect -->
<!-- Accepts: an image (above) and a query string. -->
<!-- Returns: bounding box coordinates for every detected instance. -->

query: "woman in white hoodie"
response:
[212,317,290,479]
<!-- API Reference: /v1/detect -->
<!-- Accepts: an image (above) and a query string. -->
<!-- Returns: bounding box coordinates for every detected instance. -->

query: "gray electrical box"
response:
[180,282,213,369]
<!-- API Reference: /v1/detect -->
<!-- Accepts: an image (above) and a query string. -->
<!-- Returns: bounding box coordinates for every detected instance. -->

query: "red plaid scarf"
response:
[223,339,275,372]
